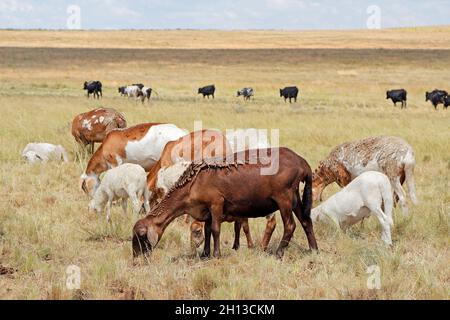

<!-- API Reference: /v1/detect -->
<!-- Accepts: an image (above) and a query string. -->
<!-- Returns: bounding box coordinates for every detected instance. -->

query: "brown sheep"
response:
[146,130,255,251]
[71,107,127,153]
[133,147,318,259]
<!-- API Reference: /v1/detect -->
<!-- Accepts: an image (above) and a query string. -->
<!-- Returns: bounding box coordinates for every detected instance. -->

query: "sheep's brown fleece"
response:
[133,147,318,259]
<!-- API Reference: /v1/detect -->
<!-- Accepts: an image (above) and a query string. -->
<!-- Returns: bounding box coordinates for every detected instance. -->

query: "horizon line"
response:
[1,25,449,32]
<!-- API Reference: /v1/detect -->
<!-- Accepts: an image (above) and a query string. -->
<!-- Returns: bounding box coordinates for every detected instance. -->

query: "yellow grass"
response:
[2,26,450,49]
[0,28,449,299]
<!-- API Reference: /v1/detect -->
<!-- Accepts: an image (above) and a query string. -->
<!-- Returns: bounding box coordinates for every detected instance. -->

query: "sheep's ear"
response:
[147,225,159,248]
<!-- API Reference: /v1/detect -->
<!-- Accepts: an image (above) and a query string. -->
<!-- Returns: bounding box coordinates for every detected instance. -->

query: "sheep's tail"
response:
[142,185,151,214]
[301,171,313,220]
[59,145,69,162]
[404,149,418,205]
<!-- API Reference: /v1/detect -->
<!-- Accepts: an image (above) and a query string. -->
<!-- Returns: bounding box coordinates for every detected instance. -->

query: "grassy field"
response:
[0,29,449,299]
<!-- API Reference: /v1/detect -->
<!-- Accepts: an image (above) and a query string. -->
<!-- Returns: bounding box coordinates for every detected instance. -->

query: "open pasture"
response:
[0,29,449,299]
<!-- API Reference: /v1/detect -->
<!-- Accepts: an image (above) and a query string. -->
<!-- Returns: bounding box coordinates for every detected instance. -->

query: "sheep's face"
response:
[190,221,205,249]
[80,174,99,197]
[88,199,102,214]
[312,182,325,202]
[23,151,42,164]
[132,220,159,258]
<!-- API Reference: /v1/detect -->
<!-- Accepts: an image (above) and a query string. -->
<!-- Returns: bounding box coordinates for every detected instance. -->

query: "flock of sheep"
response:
[21,87,420,258]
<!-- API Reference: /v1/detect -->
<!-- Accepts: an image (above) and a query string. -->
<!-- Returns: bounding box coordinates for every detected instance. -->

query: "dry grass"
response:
[0,28,449,300]
[1,26,450,49]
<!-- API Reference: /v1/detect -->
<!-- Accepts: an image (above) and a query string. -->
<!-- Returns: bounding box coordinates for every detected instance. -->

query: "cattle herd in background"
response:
[84,80,449,109]
[20,97,423,260]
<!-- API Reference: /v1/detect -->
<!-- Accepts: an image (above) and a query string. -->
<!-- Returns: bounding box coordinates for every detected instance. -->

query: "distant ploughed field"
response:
[0,29,448,299]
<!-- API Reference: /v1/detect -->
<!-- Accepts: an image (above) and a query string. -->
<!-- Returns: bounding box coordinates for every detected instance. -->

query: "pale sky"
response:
[0,0,449,30]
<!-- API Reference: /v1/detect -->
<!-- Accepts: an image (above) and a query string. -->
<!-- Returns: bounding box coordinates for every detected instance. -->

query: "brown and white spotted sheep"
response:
[71,107,127,153]
[312,136,418,214]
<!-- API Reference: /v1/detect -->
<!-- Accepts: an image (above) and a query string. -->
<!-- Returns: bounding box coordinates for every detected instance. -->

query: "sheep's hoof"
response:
[200,251,210,260]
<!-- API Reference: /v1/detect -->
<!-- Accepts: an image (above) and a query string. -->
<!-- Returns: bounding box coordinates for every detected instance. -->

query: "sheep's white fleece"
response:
[311,171,394,245]
[22,142,68,163]
[89,163,150,221]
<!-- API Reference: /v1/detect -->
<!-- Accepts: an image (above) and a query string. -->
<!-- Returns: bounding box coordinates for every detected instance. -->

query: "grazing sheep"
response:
[88,163,150,222]
[313,136,417,214]
[22,143,69,163]
[311,171,394,245]
[155,161,255,252]
[71,107,127,153]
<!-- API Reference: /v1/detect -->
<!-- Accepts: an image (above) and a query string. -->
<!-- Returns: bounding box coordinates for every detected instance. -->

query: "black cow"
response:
[198,85,215,99]
[426,89,448,109]
[386,89,407,108]
[84,81,102,99]
[280,86,299,103]
[132,83,145,90]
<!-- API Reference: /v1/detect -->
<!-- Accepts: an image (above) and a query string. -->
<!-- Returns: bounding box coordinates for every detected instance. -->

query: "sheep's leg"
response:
[121,198,128,215]
[369,206,392,245]
[261,214,276,251]
[404,163,418,205]
[210,202,224,258]
[106,200,112,223]
[274,196,296,259]
[276,209,296,259]
[241,218,255,248]
[200,218,212,259]
[393,177,408,214]
[129,192,141,215]
[292,191,318,251]
[232,220,241,250]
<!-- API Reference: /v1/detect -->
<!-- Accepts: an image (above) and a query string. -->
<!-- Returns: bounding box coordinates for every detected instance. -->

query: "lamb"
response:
[22,143,69,163]
[88,163,150,222]
[311,171,394,245]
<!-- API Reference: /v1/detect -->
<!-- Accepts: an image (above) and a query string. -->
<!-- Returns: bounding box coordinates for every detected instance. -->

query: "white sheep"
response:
[22,142,69,163]
[225,128,270,153]
[88,163,150,222]
[155,160,192,198]
[311,171,394,245]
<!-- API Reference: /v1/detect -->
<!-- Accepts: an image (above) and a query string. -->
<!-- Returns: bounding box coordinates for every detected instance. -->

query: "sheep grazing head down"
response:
[23,151,43,164]
[88,198,102,214]
[190,220,205,249]
[132,219,160,257]
[79,173,99,197]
